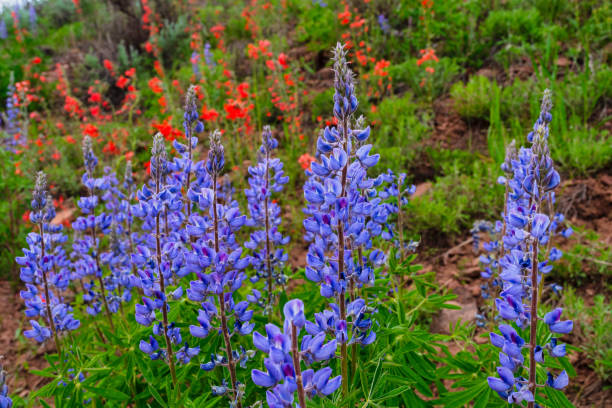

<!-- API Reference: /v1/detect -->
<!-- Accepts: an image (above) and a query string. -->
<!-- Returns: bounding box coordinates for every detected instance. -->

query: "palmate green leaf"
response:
[434,378,489,408]
[543,386,576,408]
[85,385,131,401]
[472,384,490,408]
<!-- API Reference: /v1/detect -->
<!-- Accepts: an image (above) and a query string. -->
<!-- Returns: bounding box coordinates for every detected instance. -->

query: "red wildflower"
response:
[116,76,129,89]
[374,60,390,77]
[32,57,41,64]
[148,77,163,93]
[201,105,219,121]
[103,141,120,155]
[103,59,114,72]
[298,153,316,171]
[82,124,99,138]
[417,48,439,66]
[338,6,351,25]
[224,101,246,120]
[278,53,289,69]
[237,82,249,99]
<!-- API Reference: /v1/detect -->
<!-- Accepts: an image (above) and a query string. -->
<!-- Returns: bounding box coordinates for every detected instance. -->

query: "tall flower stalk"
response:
[303,43,385,396]
[76,136,114,329]
[487,90,572,405]
[245,126,289,314]
[186,130,253,408]
[251,299,341,408]
[133,133,183,399]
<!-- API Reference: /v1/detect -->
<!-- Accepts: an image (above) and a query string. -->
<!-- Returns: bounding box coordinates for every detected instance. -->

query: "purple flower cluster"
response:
[17,172,79,348]
[378,170,418,257]
[486,90,572,406]
[251,299,341,407]
[28,3,36,34]
[245,126,289,313]
[183,129,254,407]
[2,75,23,150]
[71,136,116,327]
[302,42,387,394]
[0,20,7,40]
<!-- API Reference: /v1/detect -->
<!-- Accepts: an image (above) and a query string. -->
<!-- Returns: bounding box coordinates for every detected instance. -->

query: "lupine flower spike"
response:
[186,130,253,408]
[245,126,289,314]
[73,136,115,329]
[303,43,385,396]
[251,299,341,407]
[487,90,572,406]
[17,172,80,353]
[134,133,181,398]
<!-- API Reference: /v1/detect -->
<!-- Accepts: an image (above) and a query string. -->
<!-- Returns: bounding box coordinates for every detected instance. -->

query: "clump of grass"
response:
[450,75,497,121]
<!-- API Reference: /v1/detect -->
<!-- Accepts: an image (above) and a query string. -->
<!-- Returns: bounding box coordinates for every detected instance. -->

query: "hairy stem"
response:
[291,323,307,408]
[39,225,62,355]
[396,187,404,261]
[213,174,242,408]
[263,147,274,314]
[155,169,178,398]
[87,183,114,330]
[527,240,539,408]
[337,117,350,396]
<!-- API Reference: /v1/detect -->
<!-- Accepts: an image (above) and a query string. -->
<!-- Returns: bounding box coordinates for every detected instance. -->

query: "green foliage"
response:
[481,8,542,46]
[389,57,461,101]
[552,228,612,287]
[294,2,340,54]
[450,75,497,121]
[158,15,190,71]
[369,93,431,172]
[408,155,503,238]
[564,288,612,381]
[16,254,468,407]
[0,149,29,281]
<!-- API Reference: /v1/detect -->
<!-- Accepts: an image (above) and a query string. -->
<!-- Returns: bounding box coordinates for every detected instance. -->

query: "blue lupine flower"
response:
[132,132,186,398]
[204,42,216,67]
[302,44,382,372]
[379,169,418,256]
[28,4,36,34]
[245,126,289,313]
[378,14,390,34]
[486,90,572,402]
[71,137,116,328]
[184,129,253,407]
[0,20,7,40]
[546,370,569,390]
[251,299,341,407]
[18,172,80,348]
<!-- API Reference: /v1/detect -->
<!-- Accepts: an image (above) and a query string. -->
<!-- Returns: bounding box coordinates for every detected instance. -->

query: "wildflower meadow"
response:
[0,0,610,407]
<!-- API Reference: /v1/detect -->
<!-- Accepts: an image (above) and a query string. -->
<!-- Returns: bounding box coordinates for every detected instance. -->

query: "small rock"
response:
[430,300,478,334]
[412,182,431,198]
